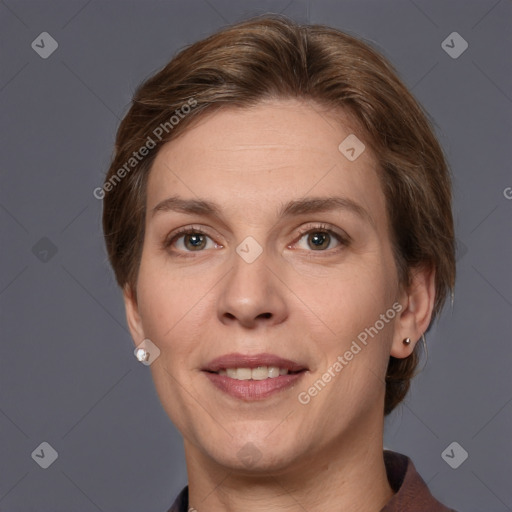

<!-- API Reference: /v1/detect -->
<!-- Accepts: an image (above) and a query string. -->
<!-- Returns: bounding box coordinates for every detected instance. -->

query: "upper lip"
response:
[203,352,308,373]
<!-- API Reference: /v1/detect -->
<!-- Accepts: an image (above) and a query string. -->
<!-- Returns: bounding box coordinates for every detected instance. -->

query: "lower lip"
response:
[203,371,306,400]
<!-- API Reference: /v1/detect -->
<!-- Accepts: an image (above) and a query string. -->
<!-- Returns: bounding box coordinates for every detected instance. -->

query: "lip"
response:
[202,352,308,401]
[203,352,307,372]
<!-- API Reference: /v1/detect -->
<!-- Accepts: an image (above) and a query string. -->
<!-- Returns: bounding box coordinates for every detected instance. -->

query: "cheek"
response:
[135,255,220,359]
[290,259,395,343]
[137,250,193,327]
[136,278,181,342]
[135,261,216,429]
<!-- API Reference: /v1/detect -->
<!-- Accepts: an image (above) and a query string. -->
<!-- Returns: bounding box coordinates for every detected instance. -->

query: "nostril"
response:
[258,312,272,319]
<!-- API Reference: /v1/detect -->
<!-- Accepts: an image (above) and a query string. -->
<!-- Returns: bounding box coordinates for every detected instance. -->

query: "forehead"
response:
[147,99,386,226]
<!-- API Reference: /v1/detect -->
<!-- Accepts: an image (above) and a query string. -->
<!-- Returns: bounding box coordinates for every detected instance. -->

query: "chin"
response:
[196,430,307,475]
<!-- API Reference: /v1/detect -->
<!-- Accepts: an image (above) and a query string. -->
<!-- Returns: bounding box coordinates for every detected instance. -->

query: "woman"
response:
[101,14,457,511]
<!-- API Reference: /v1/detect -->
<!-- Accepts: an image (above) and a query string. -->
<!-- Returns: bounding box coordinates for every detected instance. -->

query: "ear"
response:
[391,265,436,358]
[123,284,146,347]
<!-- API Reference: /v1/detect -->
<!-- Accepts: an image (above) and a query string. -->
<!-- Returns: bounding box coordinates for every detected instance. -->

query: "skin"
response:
[124,98,435,512]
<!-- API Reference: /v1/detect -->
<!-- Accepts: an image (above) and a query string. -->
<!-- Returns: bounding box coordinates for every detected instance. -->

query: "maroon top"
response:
[167,450,457,511]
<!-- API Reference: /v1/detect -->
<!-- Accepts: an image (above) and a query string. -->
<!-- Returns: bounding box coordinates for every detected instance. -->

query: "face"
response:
[125,99,417,474]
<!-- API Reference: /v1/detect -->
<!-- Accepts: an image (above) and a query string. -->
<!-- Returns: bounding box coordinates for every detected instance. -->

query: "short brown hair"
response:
[102,14,455,415]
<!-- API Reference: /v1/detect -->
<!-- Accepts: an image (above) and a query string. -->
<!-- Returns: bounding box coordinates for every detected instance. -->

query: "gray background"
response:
[1,0,511,511]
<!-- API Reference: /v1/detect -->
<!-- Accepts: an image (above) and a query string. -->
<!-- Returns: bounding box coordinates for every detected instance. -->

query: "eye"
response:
[293,224,348,252]
[165,227,221,254]
[164,224,348,256]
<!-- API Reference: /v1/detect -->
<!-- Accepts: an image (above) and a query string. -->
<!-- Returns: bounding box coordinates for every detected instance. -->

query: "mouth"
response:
[202,353,308,400]
[211,366,303,380]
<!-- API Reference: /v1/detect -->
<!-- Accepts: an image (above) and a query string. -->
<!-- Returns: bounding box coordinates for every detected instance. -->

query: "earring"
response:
[135,347,150,362]
[402,337,411,345]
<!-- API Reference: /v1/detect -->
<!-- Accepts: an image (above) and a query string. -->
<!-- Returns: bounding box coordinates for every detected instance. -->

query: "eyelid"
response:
[164,225,221,250]
[299,222,349,238]
[291,222,351,248]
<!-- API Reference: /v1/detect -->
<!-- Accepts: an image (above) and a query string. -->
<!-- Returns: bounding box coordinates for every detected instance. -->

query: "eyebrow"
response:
[152,195,373,226]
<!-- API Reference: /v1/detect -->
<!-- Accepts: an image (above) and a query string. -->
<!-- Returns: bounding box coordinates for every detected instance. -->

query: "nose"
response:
[216,250,288,329]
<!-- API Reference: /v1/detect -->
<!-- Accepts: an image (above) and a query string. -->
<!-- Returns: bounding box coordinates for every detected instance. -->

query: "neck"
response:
[184,416,394,511]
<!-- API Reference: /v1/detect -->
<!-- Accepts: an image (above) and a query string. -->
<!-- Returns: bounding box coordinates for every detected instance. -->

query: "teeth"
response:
[236,368,252,380]
[251,366,268,380]
[219,366,289,380]
[226,368,238,379]
[268,366,280,378]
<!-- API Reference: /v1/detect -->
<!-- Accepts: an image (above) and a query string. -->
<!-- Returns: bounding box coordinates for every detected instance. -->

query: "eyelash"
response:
[164,223,350,258]
[293,224,350,254]
[163,225,219,258]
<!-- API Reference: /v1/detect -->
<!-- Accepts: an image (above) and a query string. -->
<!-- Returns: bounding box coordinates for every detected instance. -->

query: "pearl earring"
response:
[135,347,150,362]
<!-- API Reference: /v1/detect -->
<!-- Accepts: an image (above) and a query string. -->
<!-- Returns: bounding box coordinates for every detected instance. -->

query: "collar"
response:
[380,450,456,511]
